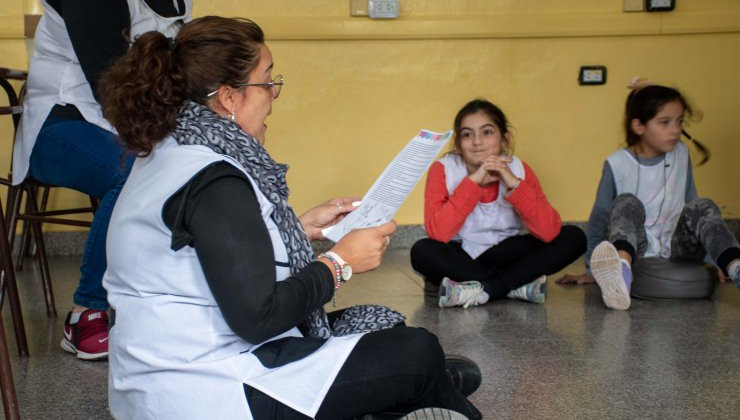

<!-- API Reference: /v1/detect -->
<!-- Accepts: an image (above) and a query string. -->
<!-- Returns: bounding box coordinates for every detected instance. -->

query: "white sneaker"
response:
[591,241,631,310]
[506,275,547,304]
[438,278,489,309]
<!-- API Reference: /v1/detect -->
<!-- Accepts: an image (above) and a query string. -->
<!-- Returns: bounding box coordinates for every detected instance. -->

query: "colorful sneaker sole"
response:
[527,275,547,304]
[591,241,631,310]
[506,275,547,304]
[60,338,108,360]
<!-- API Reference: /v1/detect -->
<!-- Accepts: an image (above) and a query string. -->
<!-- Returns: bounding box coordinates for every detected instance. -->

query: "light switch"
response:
[579,66,607,85]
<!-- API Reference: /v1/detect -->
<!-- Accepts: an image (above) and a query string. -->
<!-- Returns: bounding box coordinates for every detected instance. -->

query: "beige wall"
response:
[1,0,739,231]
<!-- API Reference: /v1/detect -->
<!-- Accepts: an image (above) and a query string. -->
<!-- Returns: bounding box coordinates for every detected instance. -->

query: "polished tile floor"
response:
[2,251,739,419]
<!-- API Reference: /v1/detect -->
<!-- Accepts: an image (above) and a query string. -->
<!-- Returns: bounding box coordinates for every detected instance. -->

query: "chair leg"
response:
[29,224,56,317]
[31,188,52,258]
[28,187,52,261]
[5,185,25,272]
[3,182,16,228]
[14,197,34,272]
[21,187,40,260]
[0,311,21,420]
[14,220,30,271]
[24,191,56,317]
[0,186,28,348]
[0,198,29,357]
[39,186,50,215]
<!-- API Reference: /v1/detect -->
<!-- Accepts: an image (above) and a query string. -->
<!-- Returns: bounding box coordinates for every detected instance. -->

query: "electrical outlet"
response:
[369,0,400,19]
[350,0,368,17]
[579,66,607,85]
[646,0,676,12]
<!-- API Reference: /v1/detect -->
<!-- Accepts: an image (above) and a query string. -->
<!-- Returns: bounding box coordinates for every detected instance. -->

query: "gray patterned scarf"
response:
[172,101,403,338]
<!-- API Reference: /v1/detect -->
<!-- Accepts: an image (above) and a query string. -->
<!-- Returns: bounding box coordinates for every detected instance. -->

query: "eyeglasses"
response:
[206,74,284,99]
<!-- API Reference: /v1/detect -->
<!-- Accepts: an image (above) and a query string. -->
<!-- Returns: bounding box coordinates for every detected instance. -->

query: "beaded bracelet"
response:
[318,253,341,306]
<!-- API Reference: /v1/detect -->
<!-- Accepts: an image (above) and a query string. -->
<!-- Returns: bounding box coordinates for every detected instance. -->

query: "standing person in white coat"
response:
[13,0,192,360]
[99,16,483,420]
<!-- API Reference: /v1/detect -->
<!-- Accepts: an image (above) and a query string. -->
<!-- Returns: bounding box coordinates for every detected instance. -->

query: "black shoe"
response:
[445,354,481,397]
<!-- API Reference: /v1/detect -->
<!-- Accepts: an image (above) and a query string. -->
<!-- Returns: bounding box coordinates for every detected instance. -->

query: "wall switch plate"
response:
[623,0,645,12]
[579,66,607,85]
[350,0,368,17]
[369,0,400,19]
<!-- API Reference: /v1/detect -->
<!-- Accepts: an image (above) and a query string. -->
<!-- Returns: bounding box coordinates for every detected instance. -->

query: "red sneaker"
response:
[60,309,109,360]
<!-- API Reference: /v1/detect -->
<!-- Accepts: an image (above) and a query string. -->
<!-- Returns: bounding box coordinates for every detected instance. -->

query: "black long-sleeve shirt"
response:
[46,0,186,102]
[162,162,335,344]
[46,0,129,101]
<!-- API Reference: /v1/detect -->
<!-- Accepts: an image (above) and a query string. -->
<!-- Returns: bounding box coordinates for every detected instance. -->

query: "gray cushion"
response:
[631,257,717,300]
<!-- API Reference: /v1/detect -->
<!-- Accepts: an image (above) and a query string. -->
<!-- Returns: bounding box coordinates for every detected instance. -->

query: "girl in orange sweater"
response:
[410,99,585,308]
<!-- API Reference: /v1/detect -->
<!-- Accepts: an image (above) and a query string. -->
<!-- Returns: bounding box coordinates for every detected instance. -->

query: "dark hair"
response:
[452,99,513,155]
[624,84,709,164]
[100,16,265,155]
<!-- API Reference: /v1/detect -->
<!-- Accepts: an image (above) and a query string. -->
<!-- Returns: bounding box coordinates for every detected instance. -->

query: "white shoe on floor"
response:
[438,278,489,309]
[591,241,631,310]
[506,275,547,304]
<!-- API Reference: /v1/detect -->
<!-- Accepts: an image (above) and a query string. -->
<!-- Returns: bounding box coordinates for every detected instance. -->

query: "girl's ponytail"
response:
[99,31,186,156]
[682,130,711,165]
[99,17,265,155]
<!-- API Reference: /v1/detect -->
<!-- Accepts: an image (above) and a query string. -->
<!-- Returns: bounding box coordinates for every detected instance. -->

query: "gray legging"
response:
[608,193,740,275]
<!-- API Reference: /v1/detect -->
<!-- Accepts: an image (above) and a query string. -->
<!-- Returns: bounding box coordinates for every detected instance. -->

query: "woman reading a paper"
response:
[99,16,482,419]
[411,99,586,308]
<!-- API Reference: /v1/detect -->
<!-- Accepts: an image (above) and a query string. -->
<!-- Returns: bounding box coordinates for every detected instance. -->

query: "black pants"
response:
[245,327,482,420]
[410,225,586,298]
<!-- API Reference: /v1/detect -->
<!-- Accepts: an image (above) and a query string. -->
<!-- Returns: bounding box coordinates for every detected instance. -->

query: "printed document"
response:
[322,129,452,242]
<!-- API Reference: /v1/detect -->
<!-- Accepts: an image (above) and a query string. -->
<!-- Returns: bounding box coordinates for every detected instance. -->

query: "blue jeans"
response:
[29,117,133,310]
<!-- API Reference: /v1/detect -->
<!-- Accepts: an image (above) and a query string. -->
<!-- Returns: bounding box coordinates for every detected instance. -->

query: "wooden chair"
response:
[0,311,20,420]
[0,197,23,419]
[0,68,30,356]
[0,68,26,420]
[1,67,99,318]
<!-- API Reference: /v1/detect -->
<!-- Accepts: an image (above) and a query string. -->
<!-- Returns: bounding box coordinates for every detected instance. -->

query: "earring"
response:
[228,111,236,122]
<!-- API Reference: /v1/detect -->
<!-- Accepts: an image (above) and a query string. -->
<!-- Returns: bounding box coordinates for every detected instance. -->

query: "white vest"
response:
[606,142,689,258]
[12,0,192,185]
[439,154,525,259]
[103,137,362,419]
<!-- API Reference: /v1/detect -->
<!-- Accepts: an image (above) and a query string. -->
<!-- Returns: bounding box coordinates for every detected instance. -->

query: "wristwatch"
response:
[322,251,353,282]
